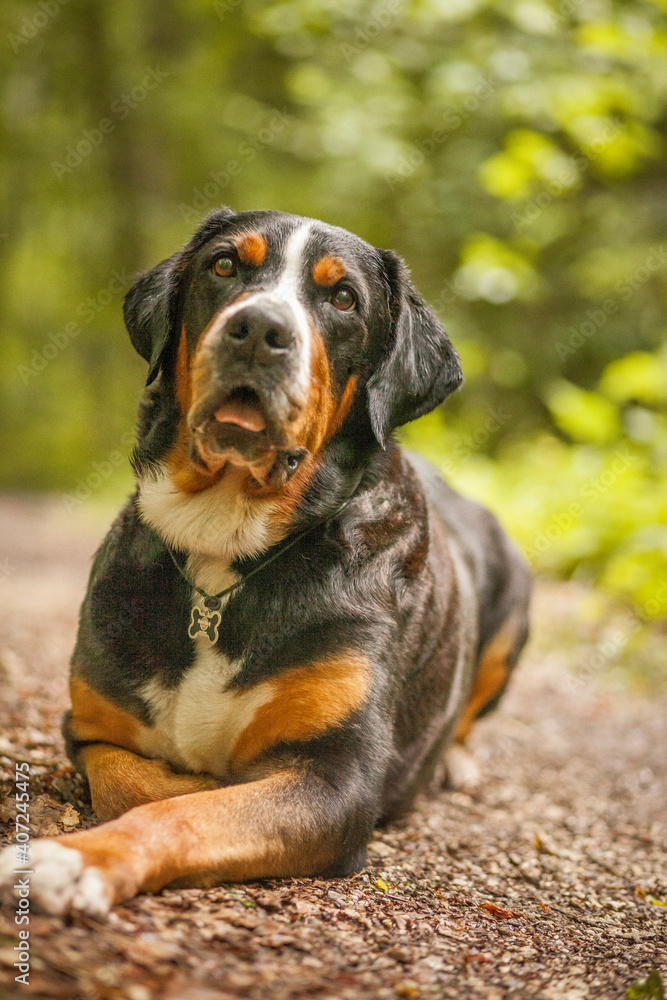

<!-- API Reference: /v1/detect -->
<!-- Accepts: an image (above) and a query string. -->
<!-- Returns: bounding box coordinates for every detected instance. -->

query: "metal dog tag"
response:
[188,602,221,644]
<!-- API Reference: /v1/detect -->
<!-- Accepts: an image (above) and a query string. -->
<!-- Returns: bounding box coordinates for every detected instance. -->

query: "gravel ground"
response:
[0,494,665,1000]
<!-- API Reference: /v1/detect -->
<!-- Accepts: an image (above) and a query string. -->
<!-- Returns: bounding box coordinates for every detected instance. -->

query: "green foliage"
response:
[0,0,665,620]
[546,380,621,445]
[401,344,667,619]
[627,969,665,1000]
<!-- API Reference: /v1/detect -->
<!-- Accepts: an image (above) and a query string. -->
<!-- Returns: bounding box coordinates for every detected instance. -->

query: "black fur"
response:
[66,209,530,876]
[367,251,463,447]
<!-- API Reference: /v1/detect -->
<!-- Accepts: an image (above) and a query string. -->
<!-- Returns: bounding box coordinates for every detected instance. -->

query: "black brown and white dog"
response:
[0,208,530,917]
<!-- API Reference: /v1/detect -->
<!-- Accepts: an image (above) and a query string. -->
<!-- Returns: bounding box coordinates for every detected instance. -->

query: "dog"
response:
[0,208,530,917]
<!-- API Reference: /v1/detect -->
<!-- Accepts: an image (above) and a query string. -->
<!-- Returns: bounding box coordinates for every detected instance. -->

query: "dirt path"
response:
[0,496,664,1000]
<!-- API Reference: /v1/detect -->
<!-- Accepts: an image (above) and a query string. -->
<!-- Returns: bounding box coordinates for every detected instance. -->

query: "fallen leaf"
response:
[479,902,527,920]
[28,795,67,837]
[636,888,667,907]
[394,980,419,998]
[59,804,80,830]
[533,830,560,856]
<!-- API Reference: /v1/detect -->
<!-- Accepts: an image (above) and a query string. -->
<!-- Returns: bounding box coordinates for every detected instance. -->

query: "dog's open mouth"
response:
[213,386,266,434]
[188,376,307,482]
[189,384,281,473]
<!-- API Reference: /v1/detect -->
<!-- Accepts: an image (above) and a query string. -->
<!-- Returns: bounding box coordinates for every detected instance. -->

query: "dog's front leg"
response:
[0,766,365,917]
[79,743,221,821]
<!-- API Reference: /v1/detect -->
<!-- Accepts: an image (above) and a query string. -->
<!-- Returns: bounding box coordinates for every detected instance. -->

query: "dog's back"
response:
[376,449,530,820]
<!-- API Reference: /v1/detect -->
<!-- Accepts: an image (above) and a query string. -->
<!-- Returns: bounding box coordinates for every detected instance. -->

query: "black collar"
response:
[165,484,362,611]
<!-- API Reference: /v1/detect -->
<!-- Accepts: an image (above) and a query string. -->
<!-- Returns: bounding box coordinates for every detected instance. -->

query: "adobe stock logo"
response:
[61,431,135,512]
[51,66,170,181]
[8,0,71,54]
[17,269,131,384]
[555,246,667,361]
[524,448,639,562]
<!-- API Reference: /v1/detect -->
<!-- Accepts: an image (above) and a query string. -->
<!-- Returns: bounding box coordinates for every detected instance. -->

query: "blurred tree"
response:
[0,0,665,613]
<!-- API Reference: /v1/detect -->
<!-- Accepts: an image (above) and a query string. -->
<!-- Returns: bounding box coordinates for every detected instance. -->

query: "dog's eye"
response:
[212,255,236,278]
[332,287,356,311]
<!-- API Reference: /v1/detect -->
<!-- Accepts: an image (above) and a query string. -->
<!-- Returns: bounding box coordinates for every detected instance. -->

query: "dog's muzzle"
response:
[188,299,310,474]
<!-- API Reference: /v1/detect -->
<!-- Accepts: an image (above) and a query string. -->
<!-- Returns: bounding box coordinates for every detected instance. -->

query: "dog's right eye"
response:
[212,255,236,278]
[331,287,356,311]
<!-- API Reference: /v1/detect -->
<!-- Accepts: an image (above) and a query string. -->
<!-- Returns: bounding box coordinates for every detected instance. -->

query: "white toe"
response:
[0,840,111,918]
[22,841,84,916]
[70,865,112,918]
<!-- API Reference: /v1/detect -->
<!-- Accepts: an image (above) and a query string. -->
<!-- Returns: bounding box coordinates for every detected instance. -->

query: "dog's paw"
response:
[0,840,112,918]
[444,743,481,792]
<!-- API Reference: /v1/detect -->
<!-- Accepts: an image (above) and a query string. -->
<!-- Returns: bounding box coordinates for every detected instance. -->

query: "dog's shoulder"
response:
[72,495,194,701]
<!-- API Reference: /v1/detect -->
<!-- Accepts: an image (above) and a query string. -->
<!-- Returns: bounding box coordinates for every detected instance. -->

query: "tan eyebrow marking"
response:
[236,232,268,266]
[313,255,347,287]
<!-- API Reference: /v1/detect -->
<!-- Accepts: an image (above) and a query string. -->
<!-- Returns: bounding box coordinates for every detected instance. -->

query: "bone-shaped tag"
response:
[188,606,221,644]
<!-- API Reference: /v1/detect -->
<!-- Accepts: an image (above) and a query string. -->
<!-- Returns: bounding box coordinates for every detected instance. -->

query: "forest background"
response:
[1,0,665,677]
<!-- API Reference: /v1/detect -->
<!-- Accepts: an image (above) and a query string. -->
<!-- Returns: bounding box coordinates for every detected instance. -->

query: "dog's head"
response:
[125,208,462,496]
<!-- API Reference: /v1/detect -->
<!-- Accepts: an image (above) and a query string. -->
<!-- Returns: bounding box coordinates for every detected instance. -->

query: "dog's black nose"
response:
[222,304,294,361]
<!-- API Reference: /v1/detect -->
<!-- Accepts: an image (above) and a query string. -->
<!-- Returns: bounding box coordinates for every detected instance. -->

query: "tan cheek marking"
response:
[260,329,334,521]
[262,348,356,525]
[313,256,346,286]
[80,744,218,823]
[289,328,334,456]
[174,325,192,414]
[325,375,358,444]
[236,231,268,266]
[168,459,223,495]
[166,298,252,494]
[230,655,371,769]
[69,677,143,753]
[455,615,520,743]
[164,324,217,494]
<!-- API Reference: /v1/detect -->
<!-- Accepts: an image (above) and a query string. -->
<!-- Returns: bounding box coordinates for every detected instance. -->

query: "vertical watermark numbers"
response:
[10,762,32,986]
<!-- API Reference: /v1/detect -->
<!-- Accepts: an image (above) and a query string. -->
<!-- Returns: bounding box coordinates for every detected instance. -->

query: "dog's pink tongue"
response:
[214,403,266,433]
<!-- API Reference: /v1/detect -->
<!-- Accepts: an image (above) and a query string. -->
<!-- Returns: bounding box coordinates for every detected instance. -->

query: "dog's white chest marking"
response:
[138,465,275,560]
[139,645,274,777]
[136,471,288,777]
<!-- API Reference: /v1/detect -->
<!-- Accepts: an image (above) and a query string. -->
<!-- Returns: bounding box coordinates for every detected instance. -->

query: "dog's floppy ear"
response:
[366,250,464,447]
[124,206,237,385]
[123,252,183,386]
